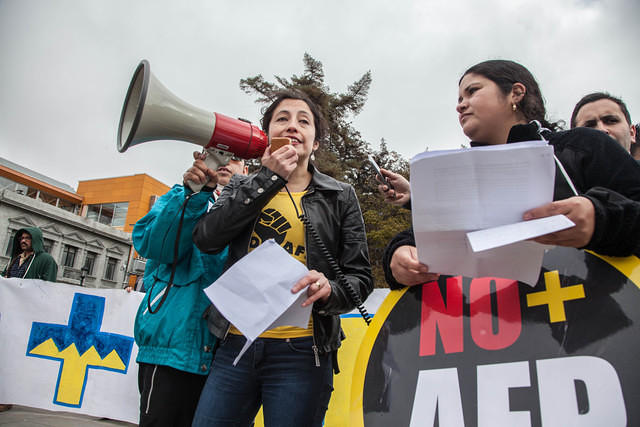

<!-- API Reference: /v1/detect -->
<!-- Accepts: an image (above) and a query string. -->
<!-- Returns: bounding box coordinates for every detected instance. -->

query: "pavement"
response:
[0,406,136,426]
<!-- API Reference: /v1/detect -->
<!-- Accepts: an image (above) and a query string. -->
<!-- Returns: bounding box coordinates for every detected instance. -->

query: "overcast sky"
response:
[1,0,638,189]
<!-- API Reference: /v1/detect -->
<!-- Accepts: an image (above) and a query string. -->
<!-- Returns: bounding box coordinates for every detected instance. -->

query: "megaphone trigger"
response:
[186,149,233,193]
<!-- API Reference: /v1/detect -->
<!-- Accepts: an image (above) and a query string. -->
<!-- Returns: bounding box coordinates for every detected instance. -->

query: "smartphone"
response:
[270,137,291,152]
[367,154,393,189]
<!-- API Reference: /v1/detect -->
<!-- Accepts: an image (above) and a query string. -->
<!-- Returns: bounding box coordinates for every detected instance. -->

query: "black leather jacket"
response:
[193,164,373,357]
[383,123,640,289]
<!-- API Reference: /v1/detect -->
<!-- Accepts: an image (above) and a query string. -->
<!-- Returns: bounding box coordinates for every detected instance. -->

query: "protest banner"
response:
[0,278,143,423]
[349,247,639,426]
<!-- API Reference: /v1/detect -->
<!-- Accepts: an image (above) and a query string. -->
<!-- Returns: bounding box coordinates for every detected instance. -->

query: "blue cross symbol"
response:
[26,293,134,407]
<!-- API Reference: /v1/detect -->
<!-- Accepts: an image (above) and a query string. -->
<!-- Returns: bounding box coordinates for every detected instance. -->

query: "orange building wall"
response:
[77,174,170,233]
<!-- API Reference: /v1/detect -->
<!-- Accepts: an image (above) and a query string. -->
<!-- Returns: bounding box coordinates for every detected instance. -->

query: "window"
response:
[86,202,129,227]
[58,199,80,214]
[104,257,118,281]
[38,191,58,206]
[43,238,54,254]
[26,187,38,199]
[62,245,77,268]
[83,252,97,276]
[112,203,128,227]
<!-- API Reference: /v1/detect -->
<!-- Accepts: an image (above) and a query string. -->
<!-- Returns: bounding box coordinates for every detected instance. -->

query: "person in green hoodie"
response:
[2,227,58,282]
[1,226,58,412]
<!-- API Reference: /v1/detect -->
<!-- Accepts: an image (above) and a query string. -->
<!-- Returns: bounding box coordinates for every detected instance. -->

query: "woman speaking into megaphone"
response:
[192,90,373,427]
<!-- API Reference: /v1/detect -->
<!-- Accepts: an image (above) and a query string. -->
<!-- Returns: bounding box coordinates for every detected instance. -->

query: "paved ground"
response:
[0,406,136,426]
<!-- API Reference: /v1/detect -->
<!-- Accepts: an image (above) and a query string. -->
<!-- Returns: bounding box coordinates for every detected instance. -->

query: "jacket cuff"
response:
[581,193,606,251]
[383,228,415,289]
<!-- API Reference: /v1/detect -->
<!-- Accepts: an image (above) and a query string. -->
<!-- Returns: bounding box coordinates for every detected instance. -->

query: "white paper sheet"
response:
[410,141,560,286]
[466,214,575,252]
[203,239,311,364]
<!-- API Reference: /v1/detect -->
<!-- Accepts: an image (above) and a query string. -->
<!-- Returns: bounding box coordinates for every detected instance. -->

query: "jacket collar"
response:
[307,163,343,192]
[470,122,548,147]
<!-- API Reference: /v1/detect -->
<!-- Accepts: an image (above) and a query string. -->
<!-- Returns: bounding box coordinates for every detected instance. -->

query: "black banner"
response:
[351,247,639,426]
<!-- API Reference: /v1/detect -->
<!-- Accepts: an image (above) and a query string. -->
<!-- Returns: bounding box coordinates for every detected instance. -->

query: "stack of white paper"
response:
[410,141,573,286]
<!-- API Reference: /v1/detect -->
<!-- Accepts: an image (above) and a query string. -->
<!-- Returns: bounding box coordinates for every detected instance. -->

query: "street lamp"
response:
[80,266,89,286]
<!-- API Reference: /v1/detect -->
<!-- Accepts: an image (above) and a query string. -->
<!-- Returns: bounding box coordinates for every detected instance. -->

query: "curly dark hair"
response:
[460,60,562,131]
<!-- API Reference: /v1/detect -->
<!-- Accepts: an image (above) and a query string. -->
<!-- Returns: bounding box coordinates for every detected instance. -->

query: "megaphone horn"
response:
[117,60,268,190]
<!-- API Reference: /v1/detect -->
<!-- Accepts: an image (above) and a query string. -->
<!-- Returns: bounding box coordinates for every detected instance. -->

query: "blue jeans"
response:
[192,334,333,427]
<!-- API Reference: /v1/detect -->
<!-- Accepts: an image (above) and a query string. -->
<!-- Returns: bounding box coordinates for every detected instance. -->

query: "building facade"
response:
[0,157,169,288]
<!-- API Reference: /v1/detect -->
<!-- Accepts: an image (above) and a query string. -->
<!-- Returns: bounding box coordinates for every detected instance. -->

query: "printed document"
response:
[410,141,571,285]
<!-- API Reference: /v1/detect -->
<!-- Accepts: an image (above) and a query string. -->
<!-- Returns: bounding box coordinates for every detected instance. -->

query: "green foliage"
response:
[240,53,411,288]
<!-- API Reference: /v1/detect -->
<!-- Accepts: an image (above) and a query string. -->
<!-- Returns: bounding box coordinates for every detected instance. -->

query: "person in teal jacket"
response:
[131,152,247,427]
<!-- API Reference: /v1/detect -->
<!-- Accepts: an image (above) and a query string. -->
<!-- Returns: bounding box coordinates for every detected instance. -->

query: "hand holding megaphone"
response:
[182,151,220,192]
[117,60,268,191]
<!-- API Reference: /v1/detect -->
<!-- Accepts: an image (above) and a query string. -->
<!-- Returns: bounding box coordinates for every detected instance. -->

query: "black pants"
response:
[138,363,207,427]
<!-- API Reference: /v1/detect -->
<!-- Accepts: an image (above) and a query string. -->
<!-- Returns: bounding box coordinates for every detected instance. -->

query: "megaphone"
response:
[117,59,268,191]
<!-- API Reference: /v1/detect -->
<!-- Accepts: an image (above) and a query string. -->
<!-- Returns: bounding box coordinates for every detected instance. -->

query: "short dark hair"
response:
[460,60,560,131]
[570,92,632,128]
[260,90,328,142]
[632,124,640,157]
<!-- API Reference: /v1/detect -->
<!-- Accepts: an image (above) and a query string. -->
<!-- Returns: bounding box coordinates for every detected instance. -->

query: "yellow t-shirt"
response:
[229,191,313,338]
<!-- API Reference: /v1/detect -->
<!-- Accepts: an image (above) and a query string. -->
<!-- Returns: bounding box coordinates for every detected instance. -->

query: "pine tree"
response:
[240,53,411,287]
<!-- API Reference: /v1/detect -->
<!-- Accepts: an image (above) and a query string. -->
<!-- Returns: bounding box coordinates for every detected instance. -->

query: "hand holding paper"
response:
[204,239,312,364]
[410,141,566,285]
[466,214,575,253]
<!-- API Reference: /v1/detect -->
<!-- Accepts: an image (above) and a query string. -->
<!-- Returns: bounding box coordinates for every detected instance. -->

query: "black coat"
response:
[383,123,640,289]
[193,164,373,357]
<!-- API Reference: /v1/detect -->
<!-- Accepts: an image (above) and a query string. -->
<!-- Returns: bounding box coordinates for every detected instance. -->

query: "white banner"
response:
[0,278,144,424]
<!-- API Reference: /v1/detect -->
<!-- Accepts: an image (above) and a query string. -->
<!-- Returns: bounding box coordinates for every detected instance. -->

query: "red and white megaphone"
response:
[118,59,268,191]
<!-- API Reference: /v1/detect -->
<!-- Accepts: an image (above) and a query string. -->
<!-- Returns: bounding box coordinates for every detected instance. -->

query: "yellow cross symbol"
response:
[29,339,126,405]
[526,270,585,323]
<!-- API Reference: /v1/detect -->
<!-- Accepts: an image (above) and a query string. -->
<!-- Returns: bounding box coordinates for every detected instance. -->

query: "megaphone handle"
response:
[186,149,233,193]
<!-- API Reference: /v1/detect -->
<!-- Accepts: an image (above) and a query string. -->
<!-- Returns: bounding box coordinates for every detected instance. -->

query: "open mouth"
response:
[217,167,230,174]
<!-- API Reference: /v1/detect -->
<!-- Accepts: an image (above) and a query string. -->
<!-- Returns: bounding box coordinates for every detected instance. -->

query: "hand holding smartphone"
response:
[270,137,291,152]
[367,154,393,189]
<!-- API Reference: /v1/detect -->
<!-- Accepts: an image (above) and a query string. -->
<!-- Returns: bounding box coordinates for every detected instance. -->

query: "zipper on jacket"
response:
[223,324,231,341]
[301,193,320,368]
[312,341,320,367]
[22,255,36,278]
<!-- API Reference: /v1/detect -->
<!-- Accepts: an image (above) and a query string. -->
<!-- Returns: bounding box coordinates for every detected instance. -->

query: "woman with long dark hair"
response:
[383,59,640,288]
[191,90,373,426]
